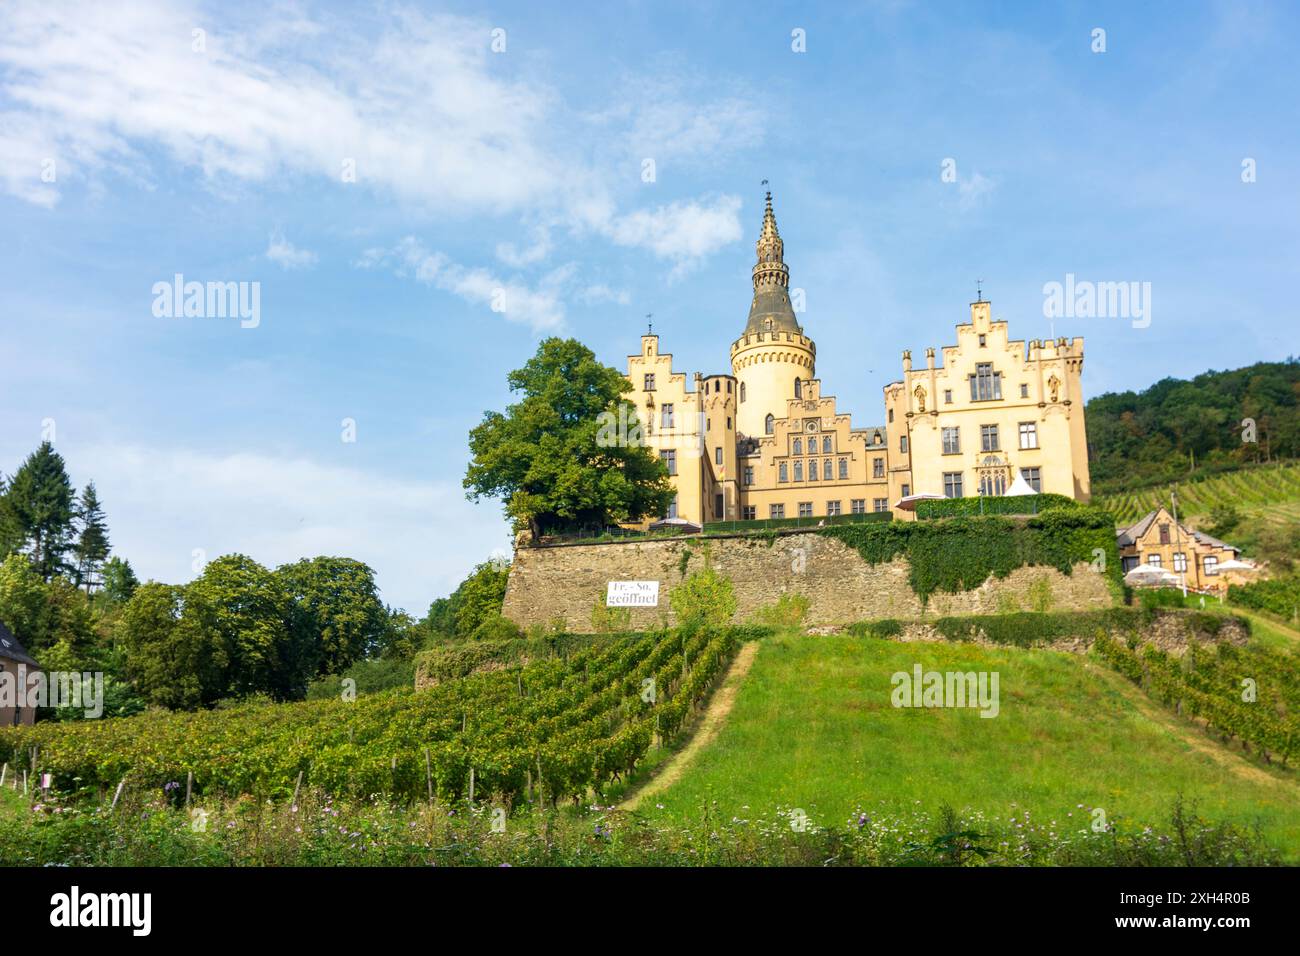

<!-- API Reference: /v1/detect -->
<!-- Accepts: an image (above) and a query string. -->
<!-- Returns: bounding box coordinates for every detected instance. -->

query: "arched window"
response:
[765,414,775,435]
[792,437,802,455]
[794,378,802,398]
[740,382,746,403]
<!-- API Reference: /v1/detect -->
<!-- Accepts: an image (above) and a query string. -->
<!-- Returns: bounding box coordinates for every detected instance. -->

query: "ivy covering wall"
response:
[914,493,1080,519]
[817,507,1121,602]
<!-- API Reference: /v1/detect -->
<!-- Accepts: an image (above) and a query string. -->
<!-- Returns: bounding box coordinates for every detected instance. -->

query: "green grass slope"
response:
[648,633,1300,857]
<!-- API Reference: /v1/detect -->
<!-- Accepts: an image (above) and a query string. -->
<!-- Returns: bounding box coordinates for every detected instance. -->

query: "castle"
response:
[624,192,1091,525]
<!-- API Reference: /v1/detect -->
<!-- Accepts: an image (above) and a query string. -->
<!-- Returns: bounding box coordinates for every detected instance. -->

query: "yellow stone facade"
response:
[623,194,1092,525]
[884,300,1092,511]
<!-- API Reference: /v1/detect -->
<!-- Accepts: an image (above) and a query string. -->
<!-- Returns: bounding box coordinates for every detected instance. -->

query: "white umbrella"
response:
[1124,563,1180,586]
[1215,559,1257,572]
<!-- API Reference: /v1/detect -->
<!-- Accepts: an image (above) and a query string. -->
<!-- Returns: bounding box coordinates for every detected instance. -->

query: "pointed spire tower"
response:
[745,191,801,335]
[731,189,816,437]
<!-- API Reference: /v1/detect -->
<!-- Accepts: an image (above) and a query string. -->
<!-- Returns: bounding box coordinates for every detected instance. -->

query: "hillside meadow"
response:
[646,632,1300,858]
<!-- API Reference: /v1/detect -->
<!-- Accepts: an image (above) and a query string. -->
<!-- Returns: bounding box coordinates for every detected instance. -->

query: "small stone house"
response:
[0,620,40,727]
[1117,507,1243,593]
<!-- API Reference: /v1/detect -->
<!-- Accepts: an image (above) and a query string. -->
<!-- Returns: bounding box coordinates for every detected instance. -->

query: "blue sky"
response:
[2,0,1298,612]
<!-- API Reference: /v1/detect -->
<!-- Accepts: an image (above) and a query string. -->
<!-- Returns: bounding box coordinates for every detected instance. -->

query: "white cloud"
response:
[577,284,631,306]
[958,171,996,210]
[265,231,317,270]
[76,442,510,614]
[0,1,559,212]
[0,2,755,316]
[357,237,569,333]
[601,195,745,277]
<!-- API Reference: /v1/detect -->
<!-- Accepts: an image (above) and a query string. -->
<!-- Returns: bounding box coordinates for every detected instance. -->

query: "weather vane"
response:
[976,279,984,302]
[645,312,653,334]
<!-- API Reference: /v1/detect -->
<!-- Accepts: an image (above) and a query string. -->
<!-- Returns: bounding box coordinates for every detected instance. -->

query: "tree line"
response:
[1086,358,1300,493]
[0,443,517,717]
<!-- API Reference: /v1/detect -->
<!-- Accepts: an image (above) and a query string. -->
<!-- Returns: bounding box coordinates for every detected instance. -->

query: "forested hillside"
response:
[1086,359,1300,494]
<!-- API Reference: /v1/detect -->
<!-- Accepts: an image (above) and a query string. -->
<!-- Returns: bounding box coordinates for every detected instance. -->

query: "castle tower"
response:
[730,191,816,437]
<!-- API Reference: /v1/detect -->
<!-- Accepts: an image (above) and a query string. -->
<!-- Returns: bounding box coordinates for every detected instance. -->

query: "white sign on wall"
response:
[606,580,660,607]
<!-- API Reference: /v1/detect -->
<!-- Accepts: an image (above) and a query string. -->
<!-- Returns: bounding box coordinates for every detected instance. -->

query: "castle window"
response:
[1019,422,1038,450]
[744,466,754,486]
[1159,523,1171,544]
[822,436,832,454]
[665,495,678,520]
[1020,467,1042,492]
[970,363,1002,401]
[715,493,724,518]
[873,498,890,512]
[662,404,674,428]
[661,449,677,476]
[798,502,813,518]
[873,457,884,478]
[822,458,832,481]
[644,373,655,391]
[944,390,953,404]
[740,382,747,403]
[902,483,911,497]
[794,378,802,398]
[715,446,723,465]
[770,504,785,519]
[1020,383,1029,398]
[727,381,733,393]
[978,334,987,347]
[765,414,775,434]
[943,472,964,498]
[900,435,909,454]
[727,417,732,429]
[888,409,894,423]
[838,458,848,480]
[743,505,756,521]
[779,462,789,483]
[1147,554,1163,568]
[794,461,804,481]
[808,460,818,481]
[851,498,866,514]
[980,424,1000,452]
[942,427,961,455]
[826,500,842,516]
[793,437,802,456]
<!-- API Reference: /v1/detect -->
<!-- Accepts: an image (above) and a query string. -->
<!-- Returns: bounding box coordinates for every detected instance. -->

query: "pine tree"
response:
[73,481,111,593]
[6,441,76,580]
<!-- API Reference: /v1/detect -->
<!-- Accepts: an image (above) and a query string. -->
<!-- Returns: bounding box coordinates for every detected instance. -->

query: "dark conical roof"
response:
[0,620,38,666]
[744,191,801,336]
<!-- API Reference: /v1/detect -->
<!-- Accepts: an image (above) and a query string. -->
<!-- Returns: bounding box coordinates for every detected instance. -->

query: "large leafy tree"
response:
[184,554,303,701]
[5,442,76,580]
[0,552,47,647]
[452,560,511,638]
[464,337,673,537]
[276,556,387,676]
[118,582,228,710]
[72,481,111,593]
